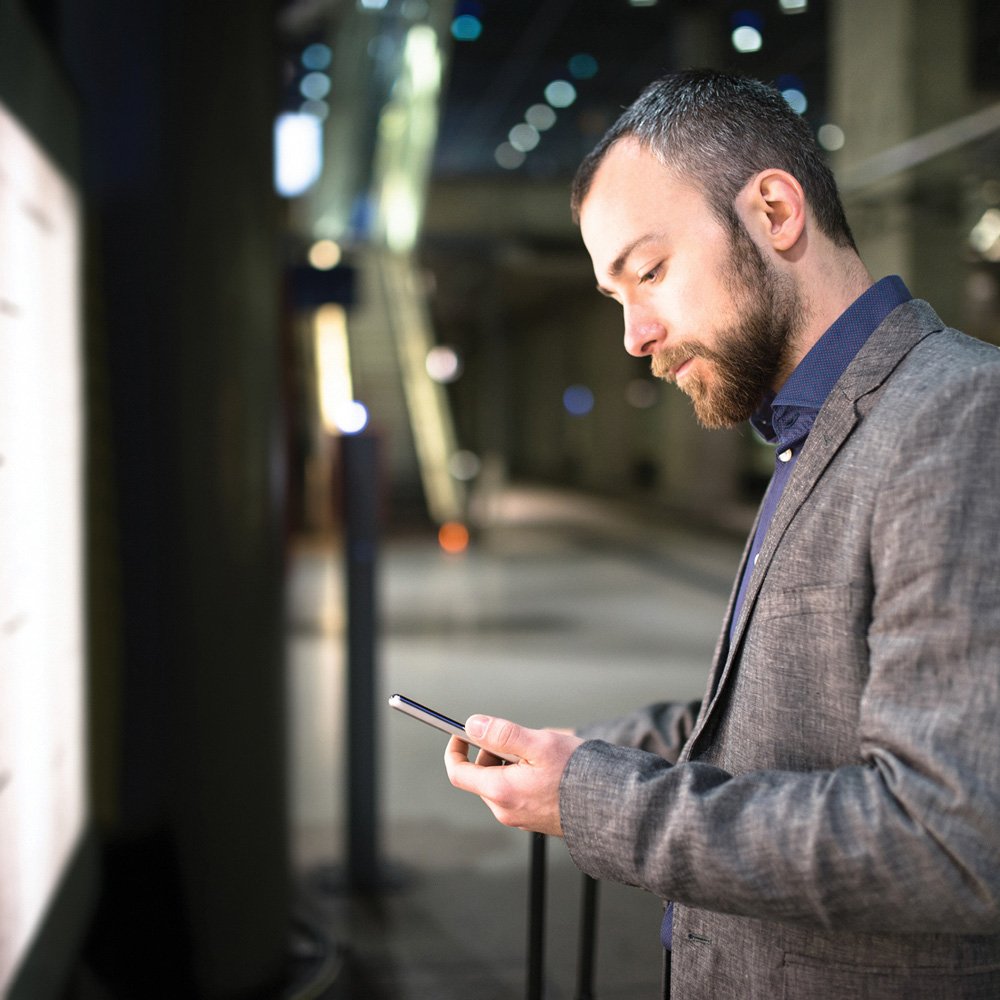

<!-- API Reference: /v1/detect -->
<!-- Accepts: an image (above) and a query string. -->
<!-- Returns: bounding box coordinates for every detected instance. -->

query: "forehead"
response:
[578,138,711,269]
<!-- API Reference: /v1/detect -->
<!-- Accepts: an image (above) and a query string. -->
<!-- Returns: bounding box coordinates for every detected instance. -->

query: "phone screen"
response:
[388,694,518,763]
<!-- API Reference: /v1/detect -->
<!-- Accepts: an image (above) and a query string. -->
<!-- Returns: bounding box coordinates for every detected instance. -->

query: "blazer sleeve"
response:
[559,351,1000,935]
[575,700,702,764]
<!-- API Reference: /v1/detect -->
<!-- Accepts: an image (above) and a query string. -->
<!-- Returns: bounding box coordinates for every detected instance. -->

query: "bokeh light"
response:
[451,14,482,41]
[817,123,845,150]
[300,71,331,101]
[438,521,470,554]
[509,123,540,152]
[782,88,807,114]
[495,142,525,169]
[335,400,369,434]
[302,43,332,70]
[563,384,594,416]
[544,80,577,108]
[525,104,557,131]
[425,345,463,383]
[568,53,598,79]
[308,239,342,270]
[732,26,763,52]
[448,450,481,481]
[625,379,659,409]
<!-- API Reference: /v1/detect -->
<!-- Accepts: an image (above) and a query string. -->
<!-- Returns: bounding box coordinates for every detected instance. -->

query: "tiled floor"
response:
[284,486,745,999]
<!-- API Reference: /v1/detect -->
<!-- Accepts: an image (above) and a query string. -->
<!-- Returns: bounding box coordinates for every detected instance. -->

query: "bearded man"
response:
[445,69,1000,1000]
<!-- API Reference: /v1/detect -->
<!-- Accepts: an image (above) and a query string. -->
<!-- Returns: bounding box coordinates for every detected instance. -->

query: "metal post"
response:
[575,874,599,1000]
[527,832,547,1000]
[340,431,380,892]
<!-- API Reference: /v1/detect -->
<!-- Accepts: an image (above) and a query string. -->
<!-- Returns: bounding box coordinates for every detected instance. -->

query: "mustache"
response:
[650,344,715,381]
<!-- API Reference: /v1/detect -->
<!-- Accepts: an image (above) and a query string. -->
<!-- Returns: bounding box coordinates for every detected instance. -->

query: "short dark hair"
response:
[570,69,857,251]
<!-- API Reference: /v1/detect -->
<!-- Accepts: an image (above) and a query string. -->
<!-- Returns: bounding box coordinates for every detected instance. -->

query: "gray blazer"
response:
[560,300,1000,999]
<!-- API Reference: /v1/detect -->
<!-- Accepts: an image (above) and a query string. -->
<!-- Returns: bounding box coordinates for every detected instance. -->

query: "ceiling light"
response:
[525,104,556,130]
[731,26,763,53]
[817,123,845,150]
[544,80,576,108]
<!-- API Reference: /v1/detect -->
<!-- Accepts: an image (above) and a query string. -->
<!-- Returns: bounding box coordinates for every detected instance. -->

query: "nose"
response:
[623,302,667,358]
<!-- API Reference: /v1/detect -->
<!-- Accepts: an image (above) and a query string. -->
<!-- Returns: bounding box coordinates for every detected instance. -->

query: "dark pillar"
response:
[56,1,290,996]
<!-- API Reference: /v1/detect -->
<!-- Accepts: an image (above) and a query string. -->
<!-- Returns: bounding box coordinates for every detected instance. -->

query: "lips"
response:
[672,357,695,381]
[652,347,701,383]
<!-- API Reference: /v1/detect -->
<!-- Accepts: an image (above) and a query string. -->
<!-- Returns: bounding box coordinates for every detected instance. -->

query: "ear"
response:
[738,169,806,253]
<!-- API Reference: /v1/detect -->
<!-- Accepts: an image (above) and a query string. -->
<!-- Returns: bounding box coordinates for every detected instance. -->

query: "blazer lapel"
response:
[681,300,944,762]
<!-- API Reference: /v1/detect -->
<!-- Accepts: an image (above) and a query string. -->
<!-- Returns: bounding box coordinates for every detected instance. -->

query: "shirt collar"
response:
[750,275,912,447]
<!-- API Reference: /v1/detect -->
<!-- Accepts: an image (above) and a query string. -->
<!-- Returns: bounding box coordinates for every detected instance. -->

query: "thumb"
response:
[465,715,526,758]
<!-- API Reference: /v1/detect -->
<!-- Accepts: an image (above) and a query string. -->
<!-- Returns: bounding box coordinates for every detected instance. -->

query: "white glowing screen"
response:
[0,100,86,996]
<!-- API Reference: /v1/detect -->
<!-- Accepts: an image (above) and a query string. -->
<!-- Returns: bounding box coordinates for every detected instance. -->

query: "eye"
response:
[638,263,661,285]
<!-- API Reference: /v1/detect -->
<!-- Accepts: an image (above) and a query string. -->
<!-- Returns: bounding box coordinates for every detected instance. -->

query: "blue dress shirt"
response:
[662,274,912,951]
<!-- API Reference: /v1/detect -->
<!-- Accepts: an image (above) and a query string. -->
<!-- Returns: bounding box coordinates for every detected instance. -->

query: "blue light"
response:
[451,14,482,41]
[782,88,807,114]
[568,53,598,79]
[563,384,595,416]
[731,9,764,29]
[302,43,332,71]
[776,73,803,89]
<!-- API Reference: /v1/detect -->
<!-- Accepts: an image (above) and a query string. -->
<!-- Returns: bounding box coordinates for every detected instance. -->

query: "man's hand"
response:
[444,715,583,837]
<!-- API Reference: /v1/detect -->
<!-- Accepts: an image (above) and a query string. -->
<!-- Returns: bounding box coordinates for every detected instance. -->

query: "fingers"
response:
[465,715,530,762]
[443,721,581,837]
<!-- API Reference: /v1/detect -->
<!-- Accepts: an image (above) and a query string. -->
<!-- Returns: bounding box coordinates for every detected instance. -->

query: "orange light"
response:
[438,521,469,554]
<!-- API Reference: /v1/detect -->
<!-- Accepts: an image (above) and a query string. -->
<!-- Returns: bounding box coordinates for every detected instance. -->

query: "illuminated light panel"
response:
[314,304,356,434]
[274,112,323,197]
[359,0,389,9]
[451,14,482,41]
[779,0,808,11]
[0,99,86,1000]
[817,123,845,150]
[544,79,576,108]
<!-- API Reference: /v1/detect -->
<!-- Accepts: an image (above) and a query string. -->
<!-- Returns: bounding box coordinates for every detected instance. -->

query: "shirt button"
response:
[778,448,793,463]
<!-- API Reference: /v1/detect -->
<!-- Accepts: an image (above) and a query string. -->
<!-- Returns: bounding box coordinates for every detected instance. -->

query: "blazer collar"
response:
[682,300,945,760]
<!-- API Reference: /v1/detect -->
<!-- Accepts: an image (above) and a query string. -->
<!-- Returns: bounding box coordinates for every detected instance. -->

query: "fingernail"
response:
[465,715,488,739]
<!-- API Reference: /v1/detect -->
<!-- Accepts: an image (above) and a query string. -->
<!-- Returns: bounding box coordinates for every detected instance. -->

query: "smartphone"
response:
[388,693,519,764]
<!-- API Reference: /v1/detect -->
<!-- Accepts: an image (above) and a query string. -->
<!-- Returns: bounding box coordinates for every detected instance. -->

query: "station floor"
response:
[284,485,748,1000]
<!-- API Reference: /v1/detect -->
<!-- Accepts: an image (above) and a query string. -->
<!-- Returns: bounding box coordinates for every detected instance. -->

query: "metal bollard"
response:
[340,431,381,892]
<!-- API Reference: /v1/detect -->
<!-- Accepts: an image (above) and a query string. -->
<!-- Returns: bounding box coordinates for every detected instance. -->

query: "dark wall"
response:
[40,1,290,995]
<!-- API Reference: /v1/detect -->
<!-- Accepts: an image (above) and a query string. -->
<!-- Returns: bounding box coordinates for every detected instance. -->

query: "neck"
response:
[783,247,873,376]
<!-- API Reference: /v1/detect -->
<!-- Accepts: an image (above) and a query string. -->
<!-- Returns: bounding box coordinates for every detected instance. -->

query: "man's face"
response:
[579,138,800,428]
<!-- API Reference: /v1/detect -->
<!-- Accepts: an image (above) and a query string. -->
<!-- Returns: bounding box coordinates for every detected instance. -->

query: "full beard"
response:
[651,223,801,429]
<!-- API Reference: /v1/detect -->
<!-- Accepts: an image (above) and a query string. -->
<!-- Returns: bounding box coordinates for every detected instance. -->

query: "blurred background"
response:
[2,0,1000,997]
